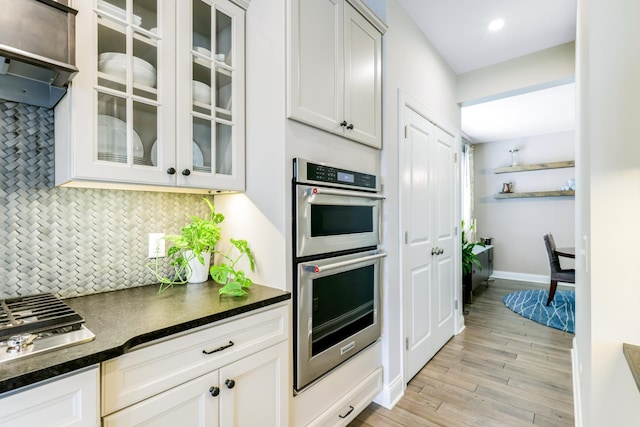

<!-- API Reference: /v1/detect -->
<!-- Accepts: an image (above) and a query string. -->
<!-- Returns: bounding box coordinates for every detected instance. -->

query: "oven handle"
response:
[308,252,387,273]
[303,187,385,200]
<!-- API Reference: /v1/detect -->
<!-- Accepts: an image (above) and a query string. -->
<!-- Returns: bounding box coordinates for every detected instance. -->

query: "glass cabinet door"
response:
[94,0,163,170]
[177,0,245,189]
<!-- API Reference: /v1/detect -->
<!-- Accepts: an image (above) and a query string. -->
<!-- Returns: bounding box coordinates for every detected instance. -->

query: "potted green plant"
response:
[210,238,256,296]
[461,220,485,291]
[148,198,224,292]
[148,198,257,296]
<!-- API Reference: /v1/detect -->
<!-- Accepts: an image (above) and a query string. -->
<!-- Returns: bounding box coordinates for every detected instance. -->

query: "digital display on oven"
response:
[304,161,377,189]
[337,171,354,183]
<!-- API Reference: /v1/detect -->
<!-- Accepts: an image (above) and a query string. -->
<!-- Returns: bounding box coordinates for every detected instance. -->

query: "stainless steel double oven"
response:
[293,158,386,391]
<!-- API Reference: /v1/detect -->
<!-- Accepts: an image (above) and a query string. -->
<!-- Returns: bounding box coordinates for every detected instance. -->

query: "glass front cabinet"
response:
[56,0,246,192]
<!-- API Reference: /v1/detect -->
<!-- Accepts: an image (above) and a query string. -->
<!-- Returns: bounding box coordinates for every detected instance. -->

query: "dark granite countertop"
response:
[0,281,290,394]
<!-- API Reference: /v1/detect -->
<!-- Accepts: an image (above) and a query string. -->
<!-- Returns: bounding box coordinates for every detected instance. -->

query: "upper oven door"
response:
[295,184,384,258]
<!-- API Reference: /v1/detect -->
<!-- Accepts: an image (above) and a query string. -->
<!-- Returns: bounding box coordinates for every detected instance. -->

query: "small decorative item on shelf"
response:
[501,182,513,193]
[509,148,519,166]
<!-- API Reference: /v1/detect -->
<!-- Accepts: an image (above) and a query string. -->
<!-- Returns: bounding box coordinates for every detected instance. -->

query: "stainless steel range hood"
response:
[0,0,78,108]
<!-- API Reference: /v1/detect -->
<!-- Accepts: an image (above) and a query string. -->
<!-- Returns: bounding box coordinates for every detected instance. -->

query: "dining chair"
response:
[543,233,576,306]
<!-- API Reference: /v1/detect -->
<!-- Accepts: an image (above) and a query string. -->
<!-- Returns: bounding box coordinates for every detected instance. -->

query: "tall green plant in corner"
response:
[461,220,485,276]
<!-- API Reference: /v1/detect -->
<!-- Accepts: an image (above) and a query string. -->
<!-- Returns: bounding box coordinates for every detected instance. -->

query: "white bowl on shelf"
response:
[98,52,157,88]
[192,81,211,105]
[97,0,142,26]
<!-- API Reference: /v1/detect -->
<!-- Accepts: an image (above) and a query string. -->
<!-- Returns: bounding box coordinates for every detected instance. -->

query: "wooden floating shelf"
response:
[494,190,575,199]
[494,160,574,174]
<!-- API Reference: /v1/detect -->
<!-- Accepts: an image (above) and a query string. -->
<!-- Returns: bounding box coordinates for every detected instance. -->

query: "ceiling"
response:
[395,0,577,143]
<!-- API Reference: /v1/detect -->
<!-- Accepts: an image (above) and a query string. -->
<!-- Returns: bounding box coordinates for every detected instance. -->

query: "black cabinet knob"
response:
[225,379,235,389]
[166,167,176,175]
[209,386,220,397]
[340,120,347,127]
[182,169,191,176]
[346,123,354,130]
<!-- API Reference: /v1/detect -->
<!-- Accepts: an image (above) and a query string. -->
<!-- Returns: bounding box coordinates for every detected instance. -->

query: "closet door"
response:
[402,106,456,381]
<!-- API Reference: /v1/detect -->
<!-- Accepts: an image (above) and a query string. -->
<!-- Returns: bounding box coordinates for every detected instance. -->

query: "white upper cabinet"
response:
[56,0,246,193]
[288,0,385,149]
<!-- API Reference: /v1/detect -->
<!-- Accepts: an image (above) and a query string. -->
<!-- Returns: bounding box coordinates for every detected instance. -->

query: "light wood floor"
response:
[349,279,575,427]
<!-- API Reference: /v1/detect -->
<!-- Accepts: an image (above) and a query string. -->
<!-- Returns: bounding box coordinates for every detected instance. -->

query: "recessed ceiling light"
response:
[488,19,504,32]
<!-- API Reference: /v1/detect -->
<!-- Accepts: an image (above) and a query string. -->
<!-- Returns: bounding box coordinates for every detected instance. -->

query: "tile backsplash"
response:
[0,100,210,299]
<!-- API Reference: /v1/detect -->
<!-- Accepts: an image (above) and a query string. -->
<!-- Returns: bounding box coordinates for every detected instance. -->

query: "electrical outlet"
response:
[148,233,165,258]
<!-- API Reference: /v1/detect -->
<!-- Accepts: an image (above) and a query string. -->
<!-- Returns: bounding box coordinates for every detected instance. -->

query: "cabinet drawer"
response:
[307,367,382,427]
[102,304,288,415]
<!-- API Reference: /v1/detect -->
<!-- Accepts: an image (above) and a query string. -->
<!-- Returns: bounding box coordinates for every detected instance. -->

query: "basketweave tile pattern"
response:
[0,100,212,299]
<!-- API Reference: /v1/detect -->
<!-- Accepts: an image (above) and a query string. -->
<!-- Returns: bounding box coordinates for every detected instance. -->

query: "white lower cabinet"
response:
[101,305,288,427]
[103,341,288,427]
[0,365,99,427]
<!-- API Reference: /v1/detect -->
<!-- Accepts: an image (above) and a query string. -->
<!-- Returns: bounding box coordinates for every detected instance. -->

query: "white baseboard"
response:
[572,337,583,427]
[491,270,549,283]
[374,373,404,409]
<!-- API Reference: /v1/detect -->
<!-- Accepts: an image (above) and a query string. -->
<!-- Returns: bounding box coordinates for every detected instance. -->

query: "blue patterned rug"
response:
[503,289,575,334]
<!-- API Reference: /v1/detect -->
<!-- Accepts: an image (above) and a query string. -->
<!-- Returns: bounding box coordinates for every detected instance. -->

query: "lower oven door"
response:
[295,249,386,391]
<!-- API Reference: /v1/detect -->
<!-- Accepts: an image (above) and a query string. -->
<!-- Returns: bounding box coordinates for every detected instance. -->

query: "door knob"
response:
[209,386,220,397]
[225,379,235,389]
[438,248,444,255]
[182,169,191,176]
[166,167,176,175]
[340,120,347,127]
[346,123,354,130]
[431,247,438,255]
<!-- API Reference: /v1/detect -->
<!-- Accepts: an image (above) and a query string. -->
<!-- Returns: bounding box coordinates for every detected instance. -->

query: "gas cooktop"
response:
[0,294,95,364]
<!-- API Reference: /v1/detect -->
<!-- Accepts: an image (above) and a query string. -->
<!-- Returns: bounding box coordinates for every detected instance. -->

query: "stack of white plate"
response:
[98,52,157,88]
[97,115,145,164]
[98,0,142,26]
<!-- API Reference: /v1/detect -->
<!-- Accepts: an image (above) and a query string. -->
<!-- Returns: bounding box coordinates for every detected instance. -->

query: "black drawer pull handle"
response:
[202,340,234,355]
[225,379,236,389]
[338,405,354,419]
[209,386,220,397]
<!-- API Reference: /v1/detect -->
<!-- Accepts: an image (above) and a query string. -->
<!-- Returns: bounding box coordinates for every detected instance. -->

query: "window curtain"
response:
[461,140,475,241]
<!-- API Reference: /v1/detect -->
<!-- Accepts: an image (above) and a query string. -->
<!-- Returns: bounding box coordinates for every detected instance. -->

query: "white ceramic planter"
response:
[186,251,211,283]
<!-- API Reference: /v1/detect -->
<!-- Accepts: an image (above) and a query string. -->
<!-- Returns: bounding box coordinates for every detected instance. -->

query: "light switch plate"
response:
[148,233,165,258]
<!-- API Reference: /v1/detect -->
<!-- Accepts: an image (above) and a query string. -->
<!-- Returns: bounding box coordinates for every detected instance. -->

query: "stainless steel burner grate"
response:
[0,294,84,341]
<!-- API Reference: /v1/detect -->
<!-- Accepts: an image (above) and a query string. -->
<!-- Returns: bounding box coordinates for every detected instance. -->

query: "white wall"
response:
[473,131,575,280]
[576,0,640,425]
[379,0,460,407]
[457,42,575,105]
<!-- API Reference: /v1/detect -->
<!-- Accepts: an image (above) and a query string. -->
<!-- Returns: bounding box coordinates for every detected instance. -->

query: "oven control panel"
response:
[294,158,379,191]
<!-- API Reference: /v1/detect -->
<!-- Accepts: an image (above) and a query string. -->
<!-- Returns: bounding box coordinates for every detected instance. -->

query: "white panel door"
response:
[403,107,456,381]
[288,0,343,131]
[432,126,456,347]
[343,3,382,148]
[219,341,288,427]
[102,372,219,427]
